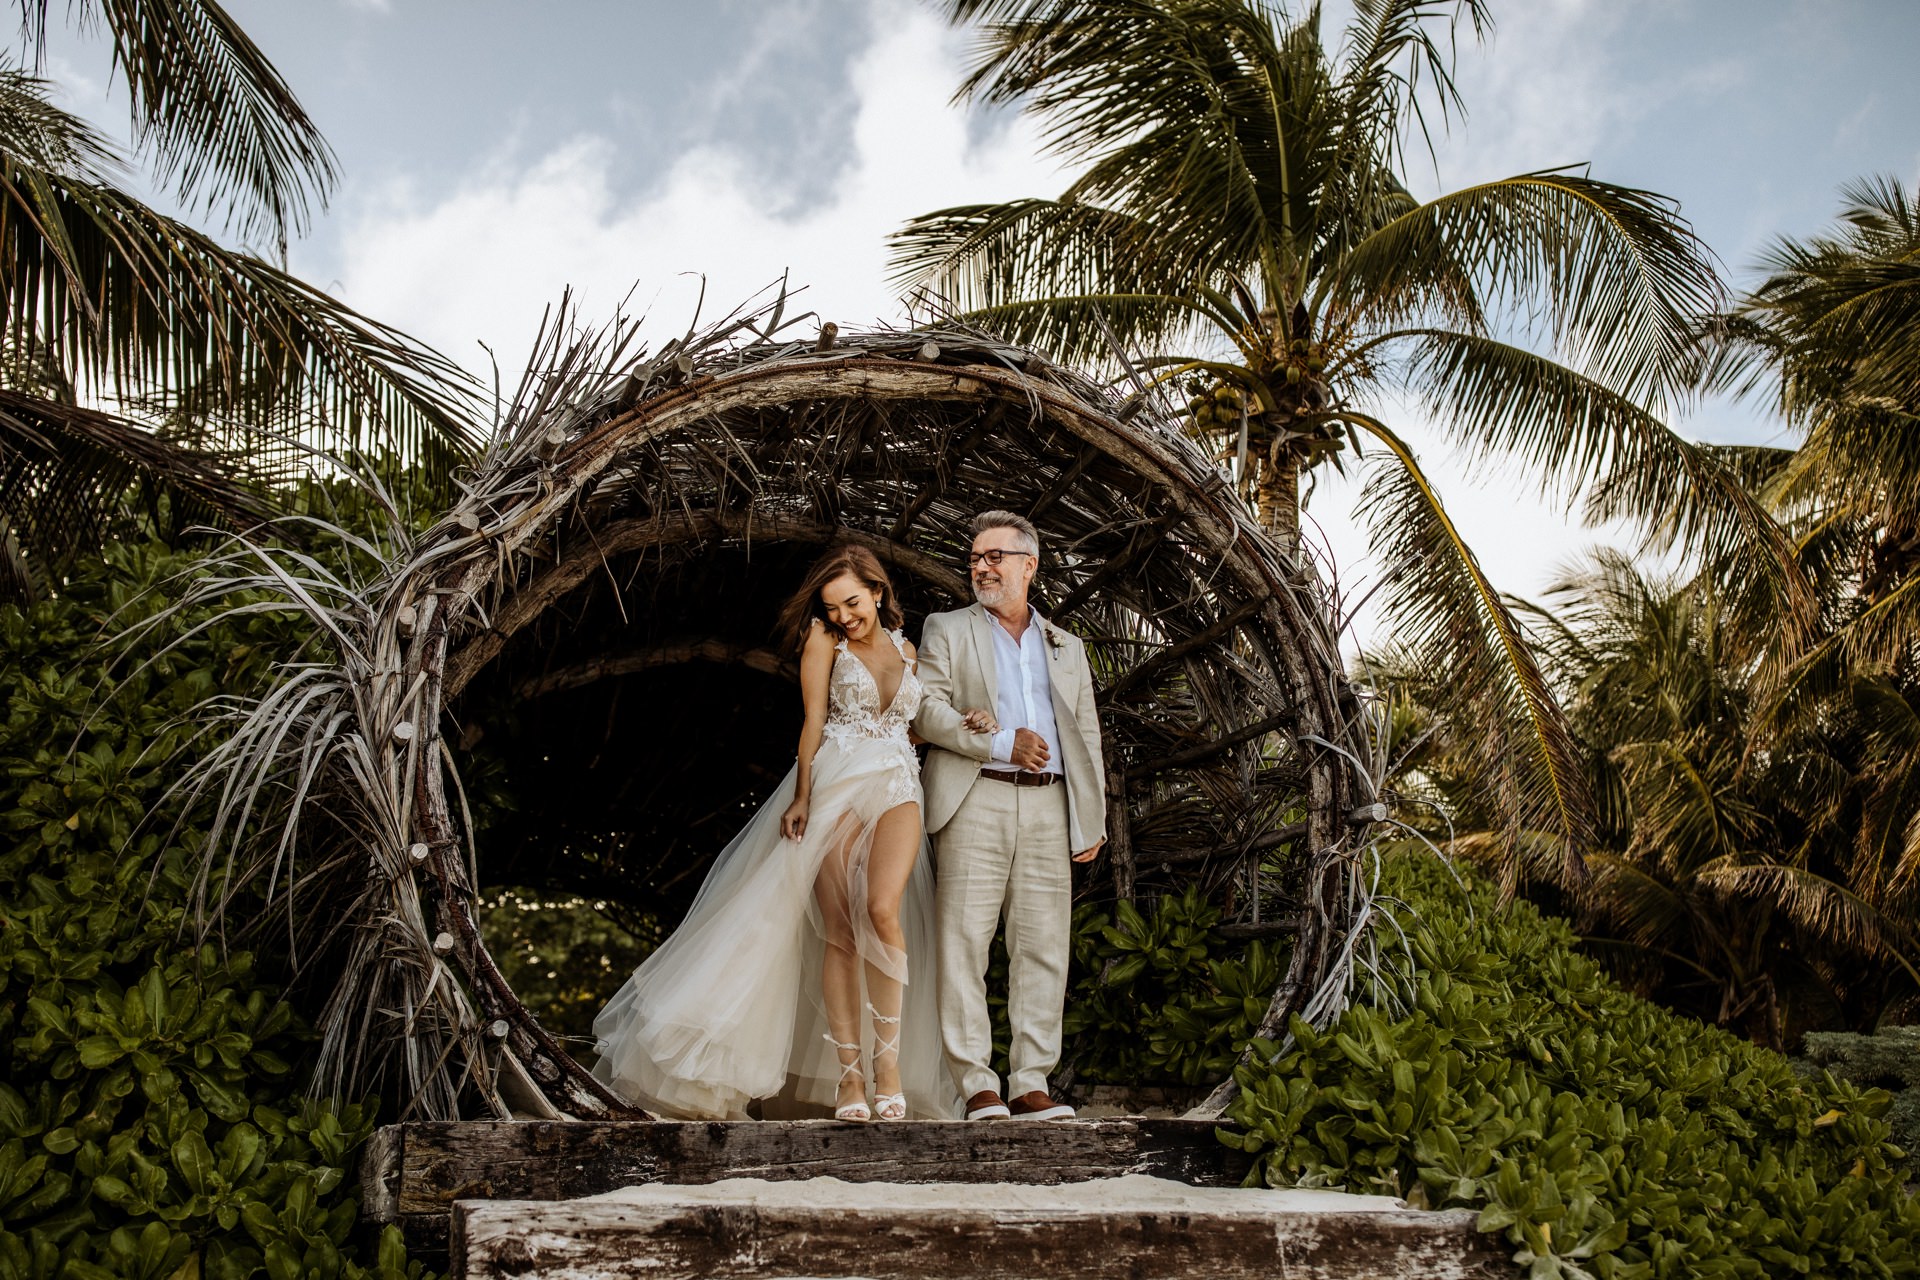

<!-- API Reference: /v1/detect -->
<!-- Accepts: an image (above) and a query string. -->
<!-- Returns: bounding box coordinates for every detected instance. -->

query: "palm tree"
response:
[891,0,1798,882]
[1,2,479,596]
[1706,175,1920,686]
[1379,552,1919,1042]
[1542,553,1917,1043]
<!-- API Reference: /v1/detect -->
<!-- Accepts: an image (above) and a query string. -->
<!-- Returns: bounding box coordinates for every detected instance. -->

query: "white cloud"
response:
[323,5,1065,379]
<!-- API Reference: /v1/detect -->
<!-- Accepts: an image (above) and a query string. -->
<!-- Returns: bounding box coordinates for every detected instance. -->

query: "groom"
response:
[914,511,1107,1121]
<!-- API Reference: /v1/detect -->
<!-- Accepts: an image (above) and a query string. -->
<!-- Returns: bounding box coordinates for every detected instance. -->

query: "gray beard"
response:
[972,582,1009,609]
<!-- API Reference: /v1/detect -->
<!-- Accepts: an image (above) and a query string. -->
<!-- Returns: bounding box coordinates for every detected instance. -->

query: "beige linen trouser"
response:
[935,777,1072,1101]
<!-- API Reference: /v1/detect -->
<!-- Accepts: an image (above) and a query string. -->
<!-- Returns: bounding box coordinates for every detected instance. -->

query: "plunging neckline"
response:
[840,633,909,716]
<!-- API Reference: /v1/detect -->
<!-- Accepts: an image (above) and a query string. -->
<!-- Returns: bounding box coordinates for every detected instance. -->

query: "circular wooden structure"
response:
[204,318,1382,1121]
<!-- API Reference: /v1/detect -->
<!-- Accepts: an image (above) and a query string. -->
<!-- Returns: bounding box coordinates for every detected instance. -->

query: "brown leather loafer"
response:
[1008,1091,1075,1121]
[964,1090,1010,1120]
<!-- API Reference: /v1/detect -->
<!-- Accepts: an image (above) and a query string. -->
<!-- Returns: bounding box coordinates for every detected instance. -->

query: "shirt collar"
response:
[986,604,1041,639]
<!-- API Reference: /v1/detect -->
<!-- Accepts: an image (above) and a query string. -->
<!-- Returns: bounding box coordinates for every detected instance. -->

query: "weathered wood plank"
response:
[450,1178,1504,1280]
[365,1118,1256,1262]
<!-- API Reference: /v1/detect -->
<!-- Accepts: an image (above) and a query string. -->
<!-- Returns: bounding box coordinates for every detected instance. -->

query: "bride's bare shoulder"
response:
[802,618,836,655]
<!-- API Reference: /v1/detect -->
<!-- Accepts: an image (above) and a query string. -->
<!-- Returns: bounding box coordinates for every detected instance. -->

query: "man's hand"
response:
[1072,838,1106,864]
[1011,727,1051,772]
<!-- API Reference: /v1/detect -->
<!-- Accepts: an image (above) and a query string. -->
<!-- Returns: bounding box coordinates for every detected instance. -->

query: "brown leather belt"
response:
[979,769,1063,788]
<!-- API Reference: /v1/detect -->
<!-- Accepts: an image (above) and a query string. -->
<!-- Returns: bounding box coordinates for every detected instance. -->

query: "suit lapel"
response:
[1032,609,1078,731]
[968,603,1000,708]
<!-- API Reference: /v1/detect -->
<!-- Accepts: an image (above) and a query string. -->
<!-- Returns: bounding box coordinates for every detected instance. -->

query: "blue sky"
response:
[40,0,1920,643]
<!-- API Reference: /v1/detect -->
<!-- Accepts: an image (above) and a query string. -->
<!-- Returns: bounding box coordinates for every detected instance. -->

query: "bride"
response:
[590,545,981,1121]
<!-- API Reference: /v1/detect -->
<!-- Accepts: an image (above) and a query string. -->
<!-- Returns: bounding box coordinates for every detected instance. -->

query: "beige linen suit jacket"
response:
[913,603,1108,854]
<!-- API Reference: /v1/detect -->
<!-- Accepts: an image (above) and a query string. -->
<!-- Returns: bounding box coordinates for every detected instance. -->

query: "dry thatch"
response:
[157,289,1391,1121]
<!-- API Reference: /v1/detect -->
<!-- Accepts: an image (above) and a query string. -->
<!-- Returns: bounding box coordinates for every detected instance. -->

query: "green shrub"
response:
[1225,852,1920,1278]
[0,541,420,1280]
[1061,885,1279,1087]
[1803,1027,1920,1179]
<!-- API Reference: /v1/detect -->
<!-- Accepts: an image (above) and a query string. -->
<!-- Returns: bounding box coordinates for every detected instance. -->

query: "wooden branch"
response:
[1049,511,1182,618]
[1130,711,1293,779]
[514,641,792,699]
[888,407,1003,541]
[1026,442,1099,522]
[1104,764,1135,902]
[1104,598,1264,702]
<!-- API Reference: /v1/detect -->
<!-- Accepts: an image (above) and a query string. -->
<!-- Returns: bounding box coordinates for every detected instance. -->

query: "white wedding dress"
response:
[591,629,962,1120]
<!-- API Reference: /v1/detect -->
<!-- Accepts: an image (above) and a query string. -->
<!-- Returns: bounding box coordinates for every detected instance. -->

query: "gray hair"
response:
[970,510,1040,558]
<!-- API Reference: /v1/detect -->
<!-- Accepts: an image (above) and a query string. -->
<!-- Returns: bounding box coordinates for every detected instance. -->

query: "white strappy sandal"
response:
[868,1002,907,1122]
[824,1033,871,1122]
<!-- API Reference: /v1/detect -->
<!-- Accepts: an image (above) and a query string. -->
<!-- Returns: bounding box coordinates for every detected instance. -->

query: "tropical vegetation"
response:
[1227,852,1920,1280]
[0,534,418,1280]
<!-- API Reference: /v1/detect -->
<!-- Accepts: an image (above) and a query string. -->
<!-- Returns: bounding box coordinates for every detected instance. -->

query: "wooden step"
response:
[362,1118,1253,1261]
[450,1175,1498,1279]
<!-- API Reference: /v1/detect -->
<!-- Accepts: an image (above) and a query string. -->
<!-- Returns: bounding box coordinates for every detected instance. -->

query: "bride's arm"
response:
[781,621,835,840]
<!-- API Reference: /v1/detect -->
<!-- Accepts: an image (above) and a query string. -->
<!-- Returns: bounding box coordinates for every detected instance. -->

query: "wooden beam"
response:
[514,642,793,699]
[1048,510,1182,618]
[452,1180,1496,1280]
[1104,598,1264,702]
[364,1119,1258,1260]
[1130,711,1293,779]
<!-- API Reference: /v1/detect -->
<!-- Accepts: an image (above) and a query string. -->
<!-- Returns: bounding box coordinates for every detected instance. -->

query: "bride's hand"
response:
[780,795,809,842]
[961,708,998,733]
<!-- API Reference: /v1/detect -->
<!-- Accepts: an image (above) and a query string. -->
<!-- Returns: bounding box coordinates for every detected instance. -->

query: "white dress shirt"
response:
[984,606,1062,777]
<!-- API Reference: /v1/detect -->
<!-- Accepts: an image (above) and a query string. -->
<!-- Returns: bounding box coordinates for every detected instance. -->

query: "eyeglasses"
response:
[967,549,1034,568]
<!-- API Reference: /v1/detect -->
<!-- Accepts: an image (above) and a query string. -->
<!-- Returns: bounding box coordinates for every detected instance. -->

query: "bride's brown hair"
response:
[776,543,905,653]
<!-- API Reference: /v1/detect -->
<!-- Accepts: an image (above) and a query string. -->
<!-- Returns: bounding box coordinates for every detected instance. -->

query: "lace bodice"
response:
[825,629,922,745]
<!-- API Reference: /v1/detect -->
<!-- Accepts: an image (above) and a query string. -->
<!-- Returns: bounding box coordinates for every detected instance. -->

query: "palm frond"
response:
[1334,172,1723,408]
[1332,0,1488,174]
[0,61,123,178]
[21,0,336,247]
[0,156,481,459]
[888,198,1227,362]
[1387,327,1813,640]
[1351,414,1594,887]
[0,387,271,595]
[1698,859,1919,980]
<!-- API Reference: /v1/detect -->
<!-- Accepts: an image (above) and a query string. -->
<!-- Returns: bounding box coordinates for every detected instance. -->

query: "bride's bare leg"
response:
[814,827,866,1112]
[863,801,923,1106]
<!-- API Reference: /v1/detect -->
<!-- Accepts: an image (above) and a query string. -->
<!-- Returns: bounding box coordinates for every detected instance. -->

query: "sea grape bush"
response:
[0,541,419,1280]
[1225,854,1920,1278]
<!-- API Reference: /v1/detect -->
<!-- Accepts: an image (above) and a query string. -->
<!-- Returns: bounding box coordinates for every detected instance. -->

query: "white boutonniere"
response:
[1043,625,1066,659]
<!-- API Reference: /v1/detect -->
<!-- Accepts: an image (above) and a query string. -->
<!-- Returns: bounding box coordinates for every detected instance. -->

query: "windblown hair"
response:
[971,509,1041,558]
[776,543,905,653]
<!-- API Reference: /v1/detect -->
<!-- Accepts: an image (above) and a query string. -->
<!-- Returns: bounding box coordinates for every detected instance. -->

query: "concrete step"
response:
[450,1174,1499,1280]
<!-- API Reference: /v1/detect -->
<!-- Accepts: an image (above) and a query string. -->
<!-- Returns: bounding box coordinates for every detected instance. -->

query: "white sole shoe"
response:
[1011,1104,1075,1121]
[965,1104,1011,1120]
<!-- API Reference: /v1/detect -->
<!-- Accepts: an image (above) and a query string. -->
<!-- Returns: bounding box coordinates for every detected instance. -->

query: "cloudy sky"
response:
[42,0,1920,645]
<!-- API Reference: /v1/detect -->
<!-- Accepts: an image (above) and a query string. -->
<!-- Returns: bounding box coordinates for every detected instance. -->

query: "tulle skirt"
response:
[590,735,961,1119]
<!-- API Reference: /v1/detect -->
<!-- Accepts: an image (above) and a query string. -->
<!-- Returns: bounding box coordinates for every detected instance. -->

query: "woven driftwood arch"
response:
[209,314,1383,1123]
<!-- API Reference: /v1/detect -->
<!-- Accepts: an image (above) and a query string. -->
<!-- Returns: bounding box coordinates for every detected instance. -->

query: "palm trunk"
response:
[1256,447,1301,566]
